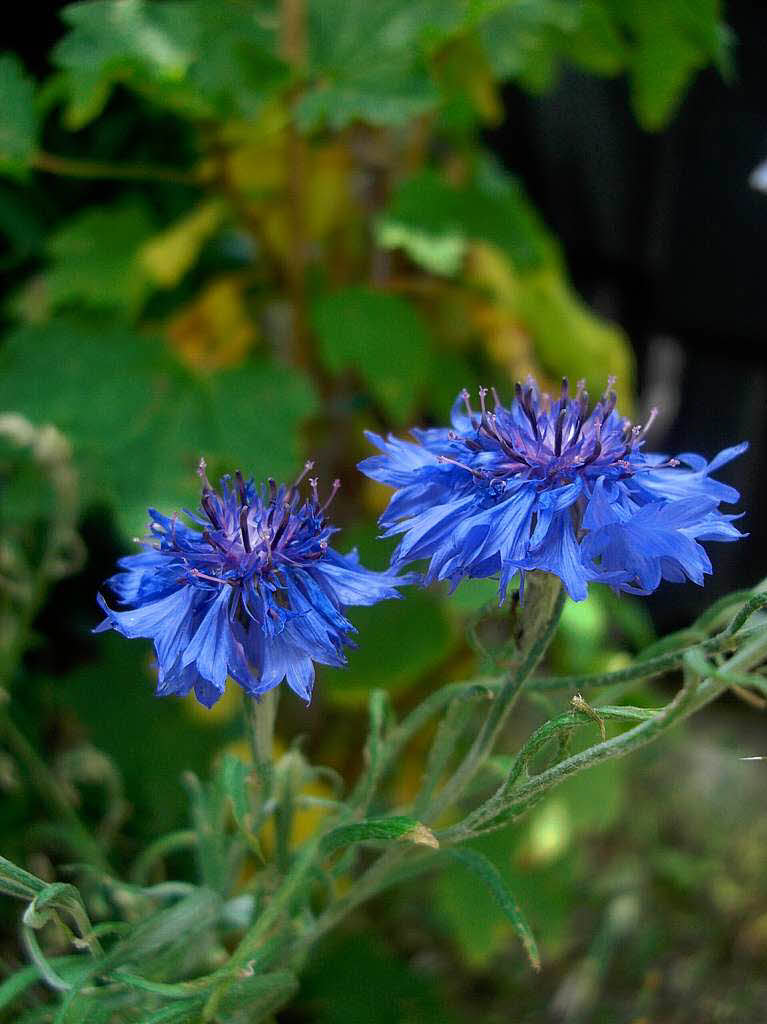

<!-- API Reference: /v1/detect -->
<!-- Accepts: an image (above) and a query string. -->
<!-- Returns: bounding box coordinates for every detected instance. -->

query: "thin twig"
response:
[31,150,208,186]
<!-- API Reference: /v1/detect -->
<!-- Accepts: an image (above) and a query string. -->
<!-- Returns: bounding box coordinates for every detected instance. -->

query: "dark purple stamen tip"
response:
[201,493,221,529]
[235,470,247,506]
[239,506,251,552]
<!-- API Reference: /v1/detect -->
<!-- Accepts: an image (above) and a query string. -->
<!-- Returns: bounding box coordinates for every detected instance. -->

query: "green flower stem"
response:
[528,622,764,692]
[299,846,435,951]
[440,626,767,844]
[426,574,565,822]
[243,688,279,810]
[31,150,207,186]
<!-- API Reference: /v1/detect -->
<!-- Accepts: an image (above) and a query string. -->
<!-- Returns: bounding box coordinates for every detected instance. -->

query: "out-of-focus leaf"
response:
[298,933,455,1024]
[223,114,354,267]
[140,198,228,288]
[53,0,287,128]
[297,0,463,130]
[166,276,258,371]
[447,577,502,613]
[424,343,485,422]
[556,594,610,674]
[432,33,503,127]
[0,54,38,177]
[377,220,465,277]
[0,184,45,268]
[312,287,433,425]
[53,0,197,127]
[617,0,731,131]
[46,634,231,831]
[326,589,454,704]
[44,200,155,316]
[378,168,552,275]
[0,319,317,536]
[563,0,627,76]
[216,970,298,1023]
[467,244,634,408]
[478,0,579,93]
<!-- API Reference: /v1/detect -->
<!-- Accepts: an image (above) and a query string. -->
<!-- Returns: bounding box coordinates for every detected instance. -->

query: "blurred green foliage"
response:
[0,1,750,1022]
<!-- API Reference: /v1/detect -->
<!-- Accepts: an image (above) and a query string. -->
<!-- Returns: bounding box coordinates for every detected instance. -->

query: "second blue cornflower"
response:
[360,378,746,602]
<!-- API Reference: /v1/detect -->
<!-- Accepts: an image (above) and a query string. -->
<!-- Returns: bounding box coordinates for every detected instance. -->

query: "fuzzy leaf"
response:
[445,847,540,970]
[321,816,438,857]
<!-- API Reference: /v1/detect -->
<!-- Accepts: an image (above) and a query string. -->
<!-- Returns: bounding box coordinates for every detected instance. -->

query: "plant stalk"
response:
[244,688,280,808]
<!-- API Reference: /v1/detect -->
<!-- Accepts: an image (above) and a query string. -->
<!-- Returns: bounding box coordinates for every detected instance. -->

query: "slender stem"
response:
[279,0,311,369]
[441,628,767,844]
[427,574,565,821]
[244,688,279,807]
[31,150,207,186]
[529,623,763,692]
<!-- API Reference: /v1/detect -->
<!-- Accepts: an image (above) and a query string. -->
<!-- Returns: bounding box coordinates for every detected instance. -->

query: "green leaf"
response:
[298,0,463,130]
[53,0,197,127]
[98,889,219,974]
[563,0,628,76]
[0,963,39,1013]
[53,0,287,127]
[378,168,552,274]
[0,853,45,901]
[44,200,155,316]
[325,588,454,703]
[216,970,299,1023]
[0,319,318,537]
[478,0,579,92]
[321,816,438,857]
[217,754,255,837]
[298,933,455,1024]
[445,847,540,970]
[312,287,433,425]
[614,0,731,130]
[0,54,38,177]
[142,1005,205,1024]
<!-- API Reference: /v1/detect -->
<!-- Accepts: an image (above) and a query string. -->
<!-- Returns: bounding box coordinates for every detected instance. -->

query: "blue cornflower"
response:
[95,460,409,707]
[360,378,747,602]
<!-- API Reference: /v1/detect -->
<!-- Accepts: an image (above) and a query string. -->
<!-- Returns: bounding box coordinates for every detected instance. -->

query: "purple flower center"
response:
[443,378,672,488]
[156,459,341,594]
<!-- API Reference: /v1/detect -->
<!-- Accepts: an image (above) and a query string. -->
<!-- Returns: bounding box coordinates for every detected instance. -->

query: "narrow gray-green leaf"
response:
[445,848,540,970]
[321,816,439,858]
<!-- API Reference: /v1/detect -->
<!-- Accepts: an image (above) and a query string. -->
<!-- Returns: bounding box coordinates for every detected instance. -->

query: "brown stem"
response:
[280,0,310,369]
[31,151,208,186]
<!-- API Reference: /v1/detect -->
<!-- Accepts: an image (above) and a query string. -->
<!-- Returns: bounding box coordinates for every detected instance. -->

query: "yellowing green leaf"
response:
[166,276,258,371]
[467,244,635,411]
[140,198,228,288]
